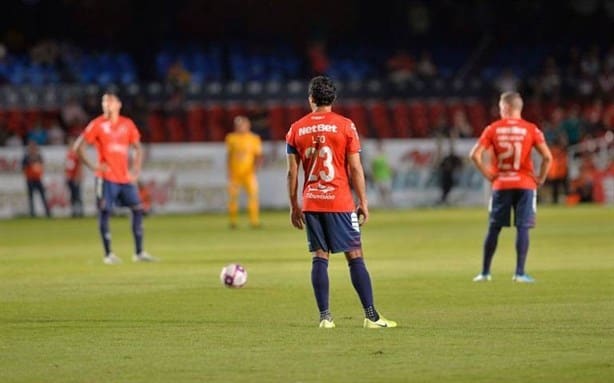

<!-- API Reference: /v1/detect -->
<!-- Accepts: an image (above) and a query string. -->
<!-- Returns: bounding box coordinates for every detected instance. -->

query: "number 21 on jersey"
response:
[497,141,523,170]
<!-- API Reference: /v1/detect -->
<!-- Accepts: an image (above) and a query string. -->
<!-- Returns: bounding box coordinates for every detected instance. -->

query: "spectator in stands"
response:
[61,97,88,135]
[29,39,59,66]
[26,118,48,146]
[416,51,437,78]
[494,68,520,93]
[560,104,584,146]
[569,153,597,203]
[387,49,415,83]
[597,67,614,96]
[543,107,565,144]
[22,140,51,217]
[537,56,561,100]
[584,99,605,138]
[167,59,191,89]
[565,46,582,81]
[580,46,601,77]
[451,109,474,138]
[577,71,596,99]
[307,41,330,76]
[47,117,66,145]
[546,137,569,204]
[431,114,452,138]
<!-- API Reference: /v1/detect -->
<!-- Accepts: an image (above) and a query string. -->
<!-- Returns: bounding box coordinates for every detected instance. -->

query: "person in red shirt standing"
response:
[65,136,83,217]
[286,76,397,329]
[73,91,156,265]
[469,92,552,283]
[22,140,51,218]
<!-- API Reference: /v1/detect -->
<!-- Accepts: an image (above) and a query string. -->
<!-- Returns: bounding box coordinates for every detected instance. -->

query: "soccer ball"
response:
[220,263,248,288]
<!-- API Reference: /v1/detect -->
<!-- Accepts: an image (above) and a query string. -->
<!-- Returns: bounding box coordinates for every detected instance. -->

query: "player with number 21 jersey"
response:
[479,118,545,190]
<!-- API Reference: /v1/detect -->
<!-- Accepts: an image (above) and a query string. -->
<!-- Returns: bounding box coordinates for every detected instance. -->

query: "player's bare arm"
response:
[469,143,496,182]
[286,153,304,230]
[348,152,369,225]
[534,142,553,186]
[130,141,143,182]
[73,133,107,173]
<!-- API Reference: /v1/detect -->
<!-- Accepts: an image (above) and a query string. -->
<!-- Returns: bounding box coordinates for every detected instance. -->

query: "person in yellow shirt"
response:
[225,116,263,228]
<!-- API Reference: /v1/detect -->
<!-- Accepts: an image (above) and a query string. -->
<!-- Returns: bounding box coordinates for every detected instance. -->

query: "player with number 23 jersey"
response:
[286,112,360,212]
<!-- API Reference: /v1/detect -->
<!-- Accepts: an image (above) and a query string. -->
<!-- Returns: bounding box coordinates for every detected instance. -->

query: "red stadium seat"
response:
[427,99,446,128]
[345,102,369,136]
[206,105,226,141]
[268,103,287,140]
[408,101,428,137]
[390,101,411,138]
[166,115,186,142]
[6,110,26,136]
[186,106,206,142]
[368,101,393,138]
[286,104,309,126]
[146,111,166,143]
[465,101,488,136]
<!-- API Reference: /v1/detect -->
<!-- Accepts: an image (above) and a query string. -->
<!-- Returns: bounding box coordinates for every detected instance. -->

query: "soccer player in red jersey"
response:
[469,92,552,283]
[73,91,156,265]
[286,76,397,328]
[65,135,83,217]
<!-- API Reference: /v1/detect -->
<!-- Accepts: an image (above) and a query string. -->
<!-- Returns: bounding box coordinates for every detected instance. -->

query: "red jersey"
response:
[22,153,44,181]
[478,118,545,190]
[83,115,140,183]
[65,149,82,181]
[286,111,361,212]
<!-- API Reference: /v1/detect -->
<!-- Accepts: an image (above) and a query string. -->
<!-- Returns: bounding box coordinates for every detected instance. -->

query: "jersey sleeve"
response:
[346,120,361,153]
[477,125,493,148]
[128,119,140,144]
[82,120,98,144]
[533,124,545,145]
[285,125,297,154]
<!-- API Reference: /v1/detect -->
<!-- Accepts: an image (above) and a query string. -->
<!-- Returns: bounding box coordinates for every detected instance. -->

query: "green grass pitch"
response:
[1,205,613,383]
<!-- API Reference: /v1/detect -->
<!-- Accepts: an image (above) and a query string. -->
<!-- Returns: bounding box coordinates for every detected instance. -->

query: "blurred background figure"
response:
[64,136,83,217]
[545,137,569,204]
[22,140,51,217]
[437,140,463,205]
[138,181,153,215]
[225,116,263,228]
[370,140,393,207]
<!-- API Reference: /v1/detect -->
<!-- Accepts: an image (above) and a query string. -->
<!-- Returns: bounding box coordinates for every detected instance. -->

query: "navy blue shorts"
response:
[96,178,141,211]
[489,189,536,228]
[304,212,362,253]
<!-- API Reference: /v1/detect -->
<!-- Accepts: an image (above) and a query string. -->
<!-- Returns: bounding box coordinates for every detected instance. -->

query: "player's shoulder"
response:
[225,132,237,142]
[85,115,105,131]
[119,115,136,126]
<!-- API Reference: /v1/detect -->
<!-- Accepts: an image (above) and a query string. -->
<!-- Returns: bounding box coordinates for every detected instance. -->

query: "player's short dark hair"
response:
[102,89,121,101]
[308,76,336,106]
